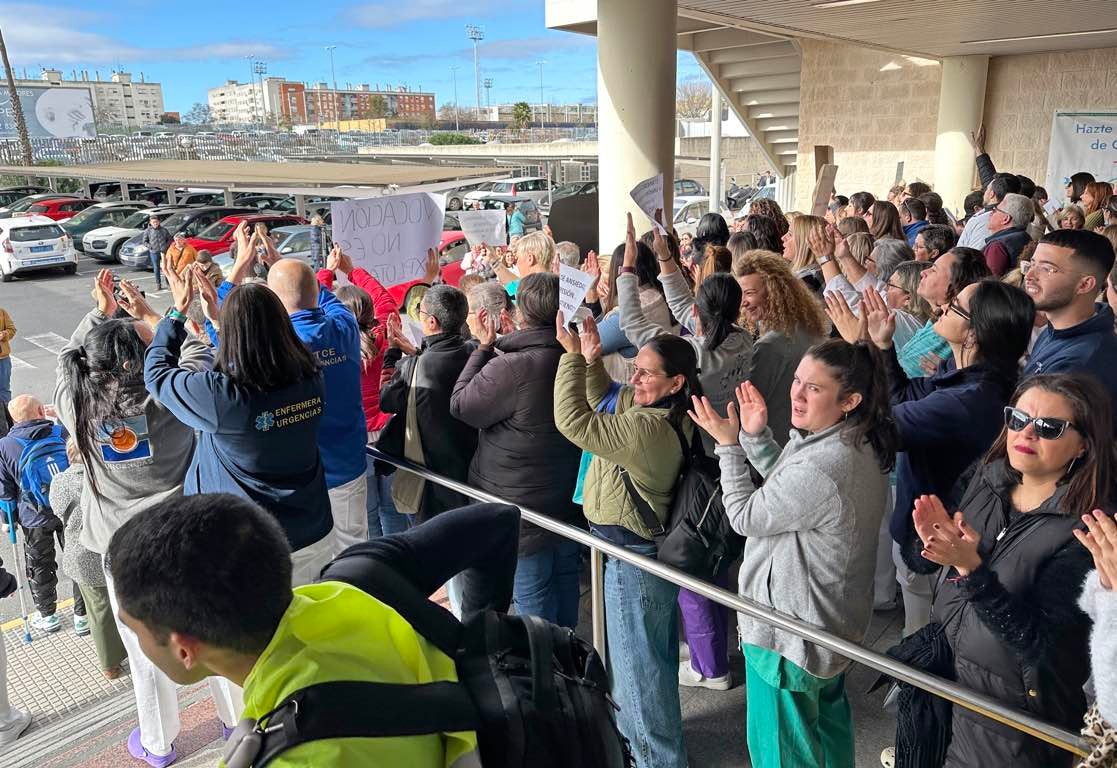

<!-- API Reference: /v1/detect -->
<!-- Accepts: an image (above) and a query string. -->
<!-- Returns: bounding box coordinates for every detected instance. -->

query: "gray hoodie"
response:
[618,269,753,418]
[53,309,213,554]
[717,423,888,679]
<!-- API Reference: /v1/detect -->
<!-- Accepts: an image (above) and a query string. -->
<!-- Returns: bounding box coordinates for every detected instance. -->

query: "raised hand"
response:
[808,225,836,260]
[386,313,417,355]
[688,394,741,447]
[969,123,986,155]
[423,247,440,284]
[912,494,957,547]
[919,508,982,575]
[735,380,768,437]
[1075,509,1117,590]
[192,265,220,326]
[91,268,117,316]
[233,220,251,261]
[116,280,159,327]
[555,311,581,355]
[475,307,498,348]
[326,244,341,273]
[823,291,866,343]
[862,287,896,350]
[164,262,193,313]
[623,212,637,268]
[579,315,602,364]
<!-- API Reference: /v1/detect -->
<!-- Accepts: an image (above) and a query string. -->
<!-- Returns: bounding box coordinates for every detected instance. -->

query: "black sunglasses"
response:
[1003,406,1077,440]
[947,299,972,321]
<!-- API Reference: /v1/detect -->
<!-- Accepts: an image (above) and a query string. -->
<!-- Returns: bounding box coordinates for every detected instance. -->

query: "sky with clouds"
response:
[0,0,705,113]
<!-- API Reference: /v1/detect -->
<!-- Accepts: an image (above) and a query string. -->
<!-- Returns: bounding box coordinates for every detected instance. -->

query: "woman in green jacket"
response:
[554,315,699,768]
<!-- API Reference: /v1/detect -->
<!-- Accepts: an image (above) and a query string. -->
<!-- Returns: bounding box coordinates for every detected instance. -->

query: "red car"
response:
[186,213,307,256]
[386,231,468,308]
[19,197,96,222]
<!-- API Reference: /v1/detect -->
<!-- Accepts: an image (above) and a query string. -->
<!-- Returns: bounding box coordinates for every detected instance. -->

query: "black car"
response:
[0,186,46,208]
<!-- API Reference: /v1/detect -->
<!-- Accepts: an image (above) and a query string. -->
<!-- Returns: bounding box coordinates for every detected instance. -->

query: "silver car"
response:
[213,225,330,273]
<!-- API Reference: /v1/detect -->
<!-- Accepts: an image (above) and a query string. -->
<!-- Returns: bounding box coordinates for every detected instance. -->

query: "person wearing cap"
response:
[164,233,197,278]
[139,216,173,291]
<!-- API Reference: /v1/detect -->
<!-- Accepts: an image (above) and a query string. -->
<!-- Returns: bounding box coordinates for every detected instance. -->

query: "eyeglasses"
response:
[632,366,668,381]
[1023,259,1084,277]
[886,282,909,294]
[947,299,971,321]
[1003,406,1078,440]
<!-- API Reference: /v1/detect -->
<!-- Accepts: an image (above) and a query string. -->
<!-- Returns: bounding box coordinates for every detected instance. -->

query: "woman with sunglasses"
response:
[902,374,1114,768]
[865,279,1035,635]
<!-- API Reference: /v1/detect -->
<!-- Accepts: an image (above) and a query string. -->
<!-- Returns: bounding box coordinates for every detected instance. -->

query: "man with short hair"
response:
[164,232,197,277]
[847,191,875,219]
[555,240,582,268]
[378,284,478,526]
[107,493,512,767]
[900,197,929,247]
[1023,229,1117,406]
[982,192,1033,276]
[466,281,513,343]
[265,256,367,556]
[958,173,1022,249]
[140,216,173,291]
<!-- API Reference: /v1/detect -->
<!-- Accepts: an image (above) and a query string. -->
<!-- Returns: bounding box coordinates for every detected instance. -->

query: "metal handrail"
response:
[367,447,1090,757]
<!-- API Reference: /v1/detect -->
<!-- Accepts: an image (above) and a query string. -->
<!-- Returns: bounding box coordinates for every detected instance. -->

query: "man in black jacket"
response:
[377,284,478,526]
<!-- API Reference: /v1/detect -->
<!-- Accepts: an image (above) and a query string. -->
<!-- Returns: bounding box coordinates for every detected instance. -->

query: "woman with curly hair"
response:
[747,214,784,254]
[733,249,829,444]
[749,198,790,237]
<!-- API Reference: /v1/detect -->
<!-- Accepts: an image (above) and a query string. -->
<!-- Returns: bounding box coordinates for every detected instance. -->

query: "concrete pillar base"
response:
[933,55,989,215]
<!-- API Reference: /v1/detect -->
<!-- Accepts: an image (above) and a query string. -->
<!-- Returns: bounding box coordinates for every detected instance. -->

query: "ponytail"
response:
[695,273,742,352]
[806,339,898,472]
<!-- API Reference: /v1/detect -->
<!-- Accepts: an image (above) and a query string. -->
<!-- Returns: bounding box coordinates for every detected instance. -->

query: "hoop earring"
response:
[1066,455,1080,476]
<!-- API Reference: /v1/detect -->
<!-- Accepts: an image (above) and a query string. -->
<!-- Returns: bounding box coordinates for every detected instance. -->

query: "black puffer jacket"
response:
[378,332,478,523]
[920,460,1095,768]
[449,327,584,555]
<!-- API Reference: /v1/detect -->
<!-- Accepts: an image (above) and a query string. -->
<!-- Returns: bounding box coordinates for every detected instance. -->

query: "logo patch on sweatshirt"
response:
[96,415,151,462]
[255,411,275,432]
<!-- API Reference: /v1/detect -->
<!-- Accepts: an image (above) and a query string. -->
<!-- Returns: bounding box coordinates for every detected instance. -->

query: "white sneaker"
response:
[0,709,32,747]
[678,661,731,691]
[30,612,60,633]
[880,746,895,767]
[679,642,691,663]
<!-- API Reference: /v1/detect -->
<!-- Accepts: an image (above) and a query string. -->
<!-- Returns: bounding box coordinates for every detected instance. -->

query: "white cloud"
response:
[0,5,289,65]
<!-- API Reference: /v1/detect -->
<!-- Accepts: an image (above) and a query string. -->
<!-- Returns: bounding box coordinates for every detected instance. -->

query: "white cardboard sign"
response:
[558,262,595,325]
[330,192,445,286]
[457,209,507,248]
[629,173,667,233]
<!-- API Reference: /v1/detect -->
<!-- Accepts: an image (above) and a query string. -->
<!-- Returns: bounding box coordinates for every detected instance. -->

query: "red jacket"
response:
[317,268,397,433]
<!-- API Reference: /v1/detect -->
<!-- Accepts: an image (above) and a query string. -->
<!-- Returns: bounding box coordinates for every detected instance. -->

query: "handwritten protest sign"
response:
[330,192,445,286]
[457,209,507,248]
[558,262,595,325]
[630,173,667,233]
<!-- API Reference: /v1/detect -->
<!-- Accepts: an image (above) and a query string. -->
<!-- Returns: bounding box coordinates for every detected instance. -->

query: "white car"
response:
[463,176,550,206]
[673,196,732,238]
[83,207,187,262]
[0,215,77,282]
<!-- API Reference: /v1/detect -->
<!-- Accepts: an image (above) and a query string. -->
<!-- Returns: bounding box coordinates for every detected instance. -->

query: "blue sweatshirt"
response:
[289,286,367,488]
[211,281,367,488]
[1023,304,1117,408]
[144,318,333,551]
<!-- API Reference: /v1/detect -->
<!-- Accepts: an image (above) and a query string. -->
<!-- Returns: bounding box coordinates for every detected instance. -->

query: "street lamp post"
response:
[253,60,268,126]
[244,55,255,124]
[466,24,484,118]
[450,65,460,131]
[325,45,337,93]
[536,61,546,129]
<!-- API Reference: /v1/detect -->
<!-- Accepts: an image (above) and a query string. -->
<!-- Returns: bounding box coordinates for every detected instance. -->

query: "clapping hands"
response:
[1075,510,1117,591]
[861,287,896,350]
[912,494,982,575]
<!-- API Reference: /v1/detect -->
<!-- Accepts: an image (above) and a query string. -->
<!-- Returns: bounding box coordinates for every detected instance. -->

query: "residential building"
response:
[484,102,598,125]
[22,69,165,131]
[208,77,435,125]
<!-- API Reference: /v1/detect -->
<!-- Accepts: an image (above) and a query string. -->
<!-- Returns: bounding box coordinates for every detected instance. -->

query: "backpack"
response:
[621,423,744,581]
[226,556,634,768]
[14,425,68,510]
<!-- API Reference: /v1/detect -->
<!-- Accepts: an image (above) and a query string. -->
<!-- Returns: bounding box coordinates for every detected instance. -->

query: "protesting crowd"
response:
[0,124,1116,768]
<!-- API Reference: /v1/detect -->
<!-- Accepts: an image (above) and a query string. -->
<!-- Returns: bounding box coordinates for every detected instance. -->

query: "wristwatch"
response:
[619,266,637,275]
[817,255,833,266]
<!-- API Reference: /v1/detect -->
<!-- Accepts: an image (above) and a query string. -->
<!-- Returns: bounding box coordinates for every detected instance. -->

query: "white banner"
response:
[1045,112,1117,206]
[557,262,594,325]
[457,209,506,248]
[629,173,667,233]
[330,193,445,286]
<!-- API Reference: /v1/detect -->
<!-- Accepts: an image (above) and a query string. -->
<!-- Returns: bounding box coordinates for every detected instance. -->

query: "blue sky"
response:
[0,1,705,113]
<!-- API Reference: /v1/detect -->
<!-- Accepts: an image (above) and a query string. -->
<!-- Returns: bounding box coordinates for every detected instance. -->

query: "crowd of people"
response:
[0,128,1115,768]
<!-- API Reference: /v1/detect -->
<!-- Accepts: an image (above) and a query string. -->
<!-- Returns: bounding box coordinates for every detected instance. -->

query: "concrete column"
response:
[709,83,722,214]
[597,0,677,252]
[933,55,989,216]
[776,168,796,212]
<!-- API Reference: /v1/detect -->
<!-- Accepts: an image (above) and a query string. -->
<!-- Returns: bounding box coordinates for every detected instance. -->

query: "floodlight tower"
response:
[466,24,484,117]
[483,77,493,109]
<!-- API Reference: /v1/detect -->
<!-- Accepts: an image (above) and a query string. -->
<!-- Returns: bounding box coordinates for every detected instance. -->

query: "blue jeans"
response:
[151,248,164,288]
[512,539,582,630]
[603,540,686,768]
[366,457,410,538]
[0,356,10,404]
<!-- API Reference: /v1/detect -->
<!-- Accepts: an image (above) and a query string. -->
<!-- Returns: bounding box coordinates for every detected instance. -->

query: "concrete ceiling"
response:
[678,0,1117,58]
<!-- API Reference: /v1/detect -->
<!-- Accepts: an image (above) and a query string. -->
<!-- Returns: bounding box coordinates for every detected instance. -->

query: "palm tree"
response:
[0,27,32,166]
[512,101,532,132]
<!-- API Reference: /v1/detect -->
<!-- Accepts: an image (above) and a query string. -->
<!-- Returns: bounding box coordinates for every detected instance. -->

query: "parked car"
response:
[175,191,226,206]
[0,192,77,219]
[61,203,152,251]
[674,178,706,197]
[233,193,296,212]
[482,177,551,206]
[83,205,194,262]
[186,213,307,257]
[473,194,543,233]
[0,186,46,208]
[0,215,78,282]
[539,180,597,214]
[672,195,732,238]
[119,206,257,268]
[16,197,96,222]
[445,182,494,212]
